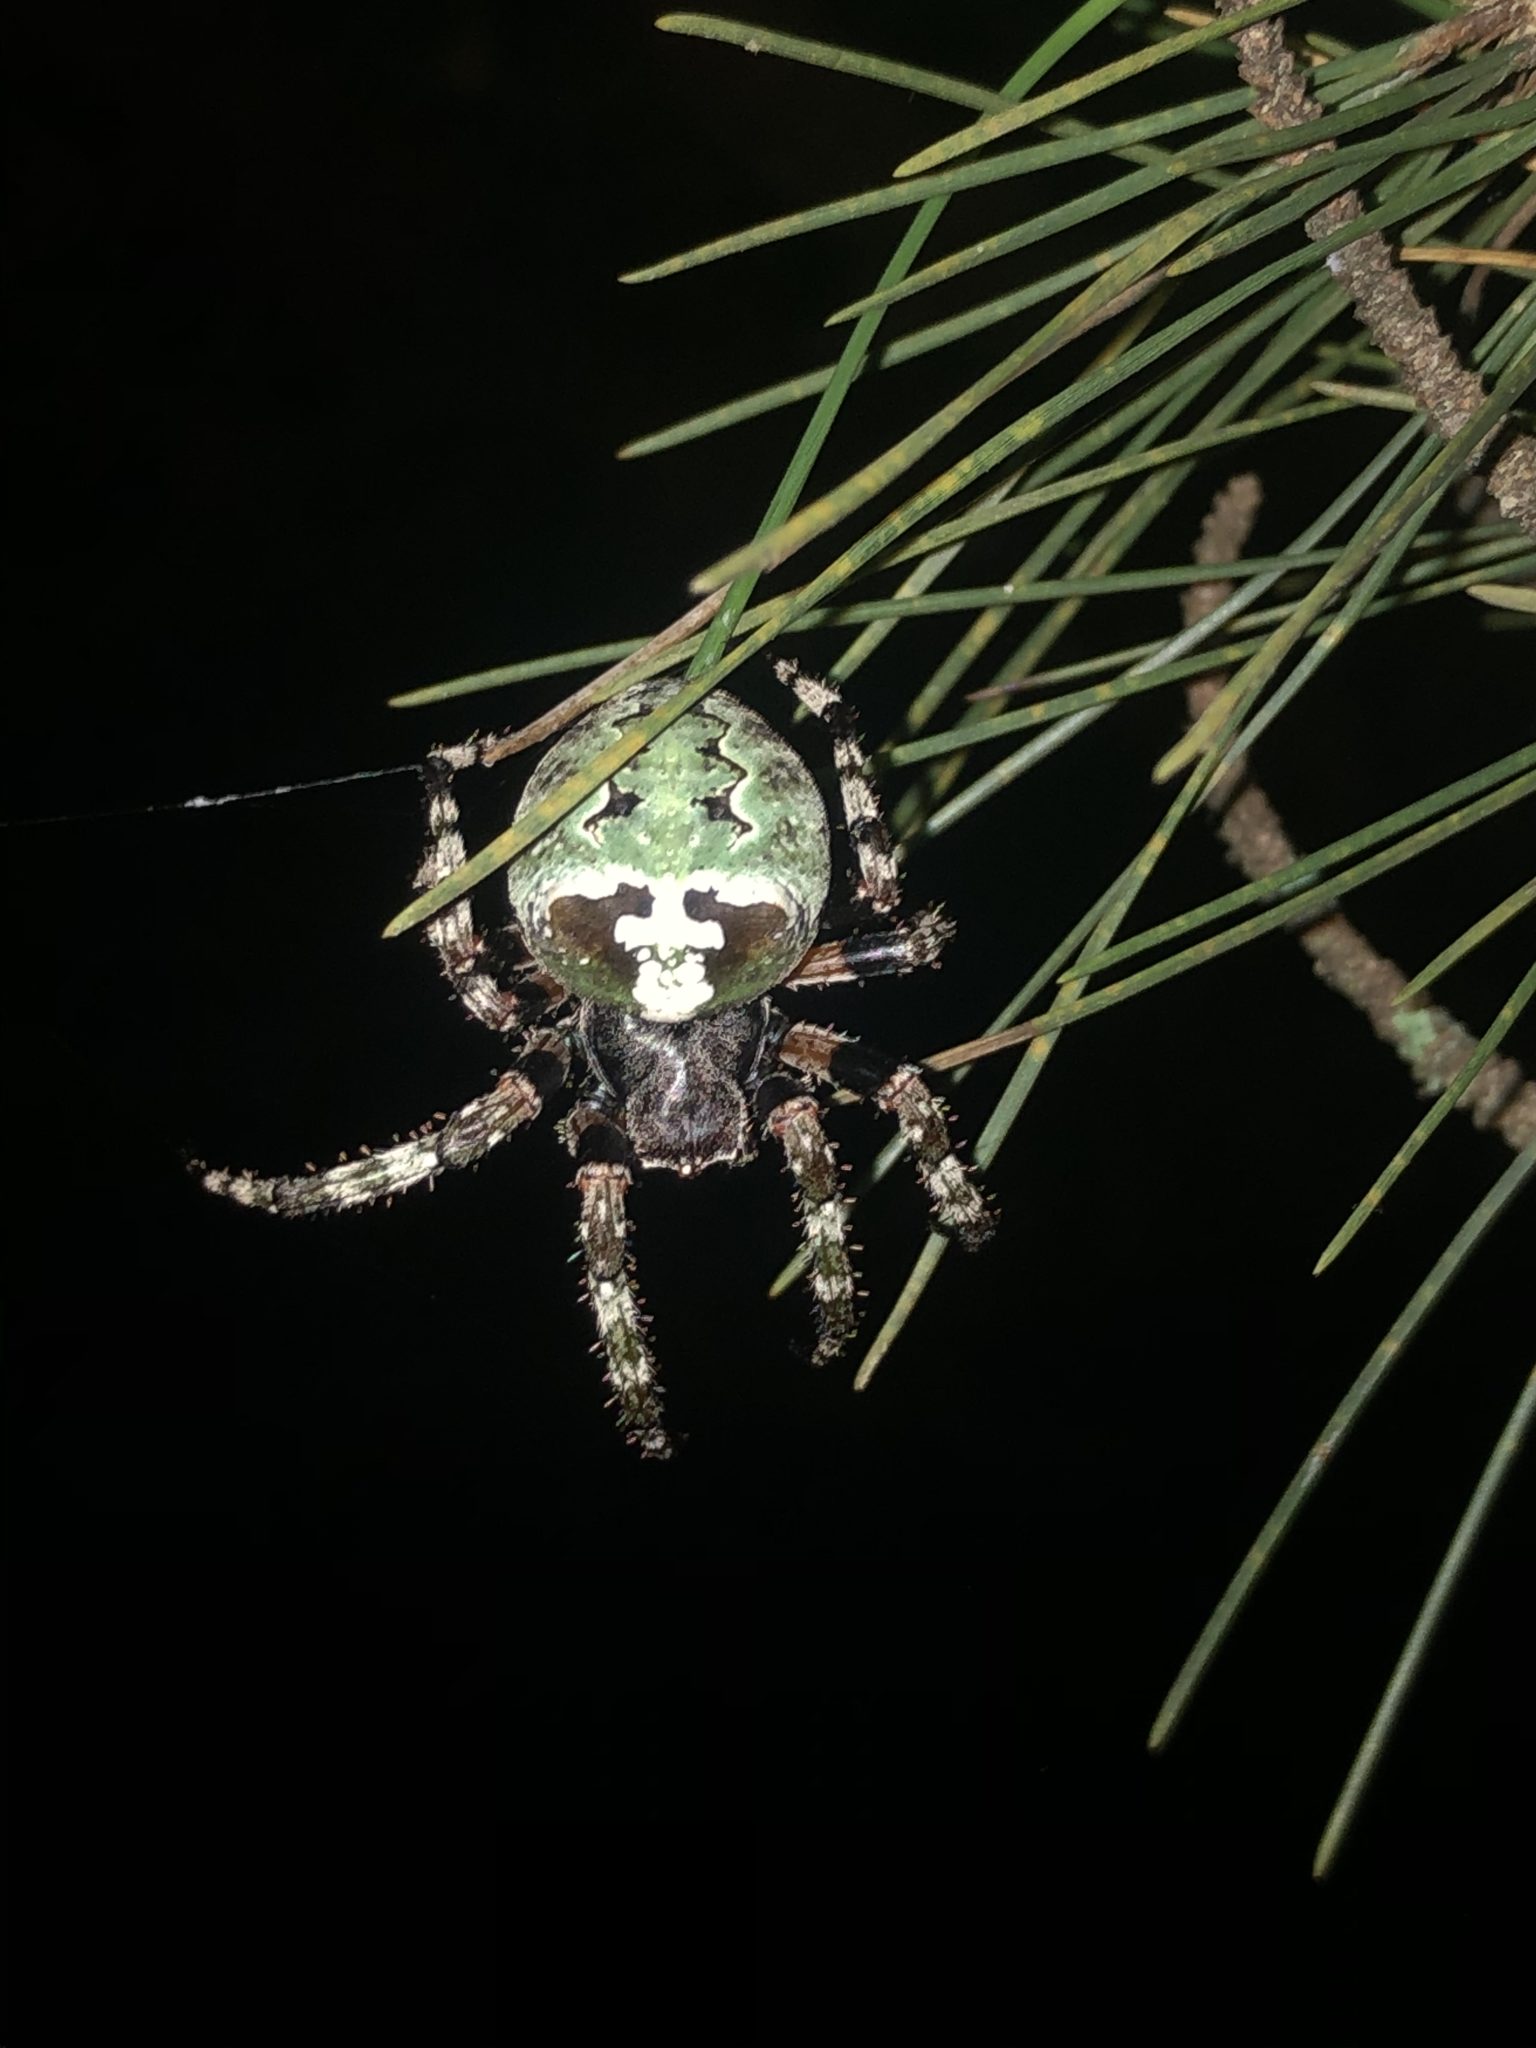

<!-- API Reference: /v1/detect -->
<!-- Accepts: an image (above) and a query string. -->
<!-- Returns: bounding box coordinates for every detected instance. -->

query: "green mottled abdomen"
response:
[507,682,831,1021]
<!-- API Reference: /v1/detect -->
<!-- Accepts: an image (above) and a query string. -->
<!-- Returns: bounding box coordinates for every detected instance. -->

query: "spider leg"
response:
[786,905,954,990]
[755,1074,858,1363]
[777,1021,995,1250]
[417,751,566,1034]
[773,658,901,916]
[774,658,962,992]
[197,1033,569,1218]
[565,1102,671,1459]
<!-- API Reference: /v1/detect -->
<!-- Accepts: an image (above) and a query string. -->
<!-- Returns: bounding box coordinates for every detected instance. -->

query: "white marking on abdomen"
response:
[613,877,724,1020]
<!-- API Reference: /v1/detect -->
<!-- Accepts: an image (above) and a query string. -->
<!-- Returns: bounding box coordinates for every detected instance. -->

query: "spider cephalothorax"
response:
[200,661,995,1457]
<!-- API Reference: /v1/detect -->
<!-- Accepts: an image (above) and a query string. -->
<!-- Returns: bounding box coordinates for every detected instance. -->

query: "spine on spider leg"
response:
[416,750,471,896]
[786,906,956,990]
[567,1107,672,1459]
[871,1061,995,1251]
[415,750,480,999]
[785,1025,997,1251]
[415,752,553,1034]
[194,1038,568,1219]
[772,658,902,915]
[757,1074,859,1364]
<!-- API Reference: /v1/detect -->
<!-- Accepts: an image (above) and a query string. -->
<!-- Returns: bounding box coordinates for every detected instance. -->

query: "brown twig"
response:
[1182,473,1536,1149]
[1398,0,1536,69]
[1215,0,1536,534]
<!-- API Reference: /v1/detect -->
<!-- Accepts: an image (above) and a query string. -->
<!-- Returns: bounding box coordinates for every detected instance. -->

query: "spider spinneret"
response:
[198,660,995,1457]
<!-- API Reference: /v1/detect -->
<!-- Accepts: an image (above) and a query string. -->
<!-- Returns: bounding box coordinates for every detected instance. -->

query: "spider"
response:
[199,659,995,1456]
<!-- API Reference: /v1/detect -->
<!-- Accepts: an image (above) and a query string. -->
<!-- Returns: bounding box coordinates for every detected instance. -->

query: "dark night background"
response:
[6,4,1531,2039]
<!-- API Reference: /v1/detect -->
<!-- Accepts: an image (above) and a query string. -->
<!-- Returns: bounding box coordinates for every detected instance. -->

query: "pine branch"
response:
[1213,0,1536,532]
[1180,472,1536,1149]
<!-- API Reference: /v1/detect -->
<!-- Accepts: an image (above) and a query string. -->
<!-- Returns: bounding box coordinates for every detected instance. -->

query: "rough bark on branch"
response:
[1181,473,1536,1150]
[1216,0,1536,534]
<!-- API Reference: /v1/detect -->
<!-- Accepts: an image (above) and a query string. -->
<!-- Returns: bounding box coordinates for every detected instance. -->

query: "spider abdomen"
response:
[508,683,831,1023]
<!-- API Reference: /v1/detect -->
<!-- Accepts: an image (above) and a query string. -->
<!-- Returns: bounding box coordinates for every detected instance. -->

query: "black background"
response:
[7,4,1532,2039]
